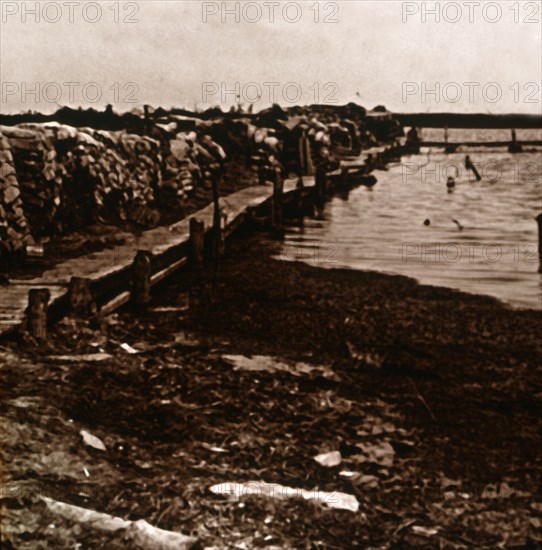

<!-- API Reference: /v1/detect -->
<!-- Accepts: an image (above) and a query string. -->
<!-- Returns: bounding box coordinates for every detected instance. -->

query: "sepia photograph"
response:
[1,1,541,548]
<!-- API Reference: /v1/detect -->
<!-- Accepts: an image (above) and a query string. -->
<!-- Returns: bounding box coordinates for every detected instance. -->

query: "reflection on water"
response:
[277,129,542,310]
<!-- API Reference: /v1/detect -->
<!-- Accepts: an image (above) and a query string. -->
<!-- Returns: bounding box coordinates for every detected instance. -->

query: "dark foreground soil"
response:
[1,233,542,549]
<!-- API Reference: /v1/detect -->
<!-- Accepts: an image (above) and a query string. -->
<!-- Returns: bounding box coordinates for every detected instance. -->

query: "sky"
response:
[1,0,541,114]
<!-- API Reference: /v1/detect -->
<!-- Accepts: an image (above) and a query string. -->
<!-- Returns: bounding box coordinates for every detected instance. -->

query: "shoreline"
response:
[2,232,541,548]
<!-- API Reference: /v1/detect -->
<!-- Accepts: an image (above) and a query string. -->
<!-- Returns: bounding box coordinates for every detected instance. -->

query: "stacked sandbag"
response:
[46,125,161,227]
[242,124,283,182]
[158,129,228,206]
[161,131,201,200]
[0,134,34,257]
[1,125,65,238]
[114,132,162,226]
[1,123,165,238]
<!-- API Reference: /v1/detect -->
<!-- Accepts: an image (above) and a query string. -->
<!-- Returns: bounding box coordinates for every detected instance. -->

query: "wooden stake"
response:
[537,213,542,273]
[189,218,205,270]
[68,277,96,317]
[211,174,223,261]
[272,165,284,229]
[132,250,153,306]
[315,160,327,203]
[25,288,50,340]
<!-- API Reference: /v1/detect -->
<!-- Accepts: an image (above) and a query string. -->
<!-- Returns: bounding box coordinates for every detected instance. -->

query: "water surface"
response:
[277,129,542,309]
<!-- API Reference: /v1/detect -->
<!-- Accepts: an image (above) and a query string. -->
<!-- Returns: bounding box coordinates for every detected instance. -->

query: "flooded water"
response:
[277,129,542,310]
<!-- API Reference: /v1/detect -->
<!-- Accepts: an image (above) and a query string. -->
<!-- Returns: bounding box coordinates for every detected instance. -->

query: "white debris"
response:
[411,525,439,537]
[313,451,342,467]
[222,355,335,379]
[354,441,395,467]
[47,353,112,362]
[209,480,360,513]
[80,430,106,451]
[120,343,140,354]
[42,498,197,549]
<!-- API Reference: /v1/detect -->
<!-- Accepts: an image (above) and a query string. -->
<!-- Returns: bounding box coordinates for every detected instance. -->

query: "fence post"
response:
[537,214,542,273]
[25,288,50,340]
[189,218,205,270]
[273,165,284,229]
[68,277,96,317]
[132,250,153,306]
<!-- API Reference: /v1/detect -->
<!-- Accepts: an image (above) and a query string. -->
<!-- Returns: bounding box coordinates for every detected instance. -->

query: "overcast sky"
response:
[1,0,541,114]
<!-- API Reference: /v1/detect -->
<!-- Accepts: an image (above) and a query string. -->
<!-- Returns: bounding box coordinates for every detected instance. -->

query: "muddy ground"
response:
[1,232,541,549]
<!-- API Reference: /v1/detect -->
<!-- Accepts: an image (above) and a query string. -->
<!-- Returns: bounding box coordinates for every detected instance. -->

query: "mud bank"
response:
[1,233,541,549]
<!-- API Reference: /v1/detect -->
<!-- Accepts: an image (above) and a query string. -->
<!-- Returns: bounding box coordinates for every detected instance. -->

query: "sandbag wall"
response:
[0,134,35,256]
[0,108,394,259]
[0,121,265,258]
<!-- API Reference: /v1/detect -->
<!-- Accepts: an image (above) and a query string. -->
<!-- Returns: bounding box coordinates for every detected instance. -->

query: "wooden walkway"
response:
[1,144,397,336]
[0,177,312,336]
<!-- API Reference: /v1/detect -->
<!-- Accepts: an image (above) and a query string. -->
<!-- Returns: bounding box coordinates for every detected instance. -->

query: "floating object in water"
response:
[423,219,431,226]
[452,219,464,231]
[446,176,455,189]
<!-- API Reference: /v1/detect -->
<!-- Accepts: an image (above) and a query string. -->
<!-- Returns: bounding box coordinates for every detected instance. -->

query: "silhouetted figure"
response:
[508,129,523,153]
[465,155,482,181]
[452,219,464,231]
[406,127,420,143]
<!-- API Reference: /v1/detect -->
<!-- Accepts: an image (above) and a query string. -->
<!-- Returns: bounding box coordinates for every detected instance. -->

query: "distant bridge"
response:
[420,140,542,150]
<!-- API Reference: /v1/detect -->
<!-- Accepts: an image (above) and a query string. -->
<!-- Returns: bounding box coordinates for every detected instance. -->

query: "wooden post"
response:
[143,105,151,135]
[537,214,542,273]
[211,174,223,261]
[508,129,522,153]
[315,160,327,203]
[132,250,153,306]
[25,288,50,340]
[272,165,284,229]
[68,277,96,317]
[299,133,314,176]
[189,217,205,270]
[298,133,306,174]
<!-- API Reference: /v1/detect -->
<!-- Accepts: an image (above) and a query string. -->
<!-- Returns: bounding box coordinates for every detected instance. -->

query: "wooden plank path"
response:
[0,176,315,336]
[1,143,397,337]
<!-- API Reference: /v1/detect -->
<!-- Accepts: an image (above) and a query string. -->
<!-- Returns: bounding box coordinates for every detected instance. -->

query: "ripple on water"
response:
[278,130,542,310]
